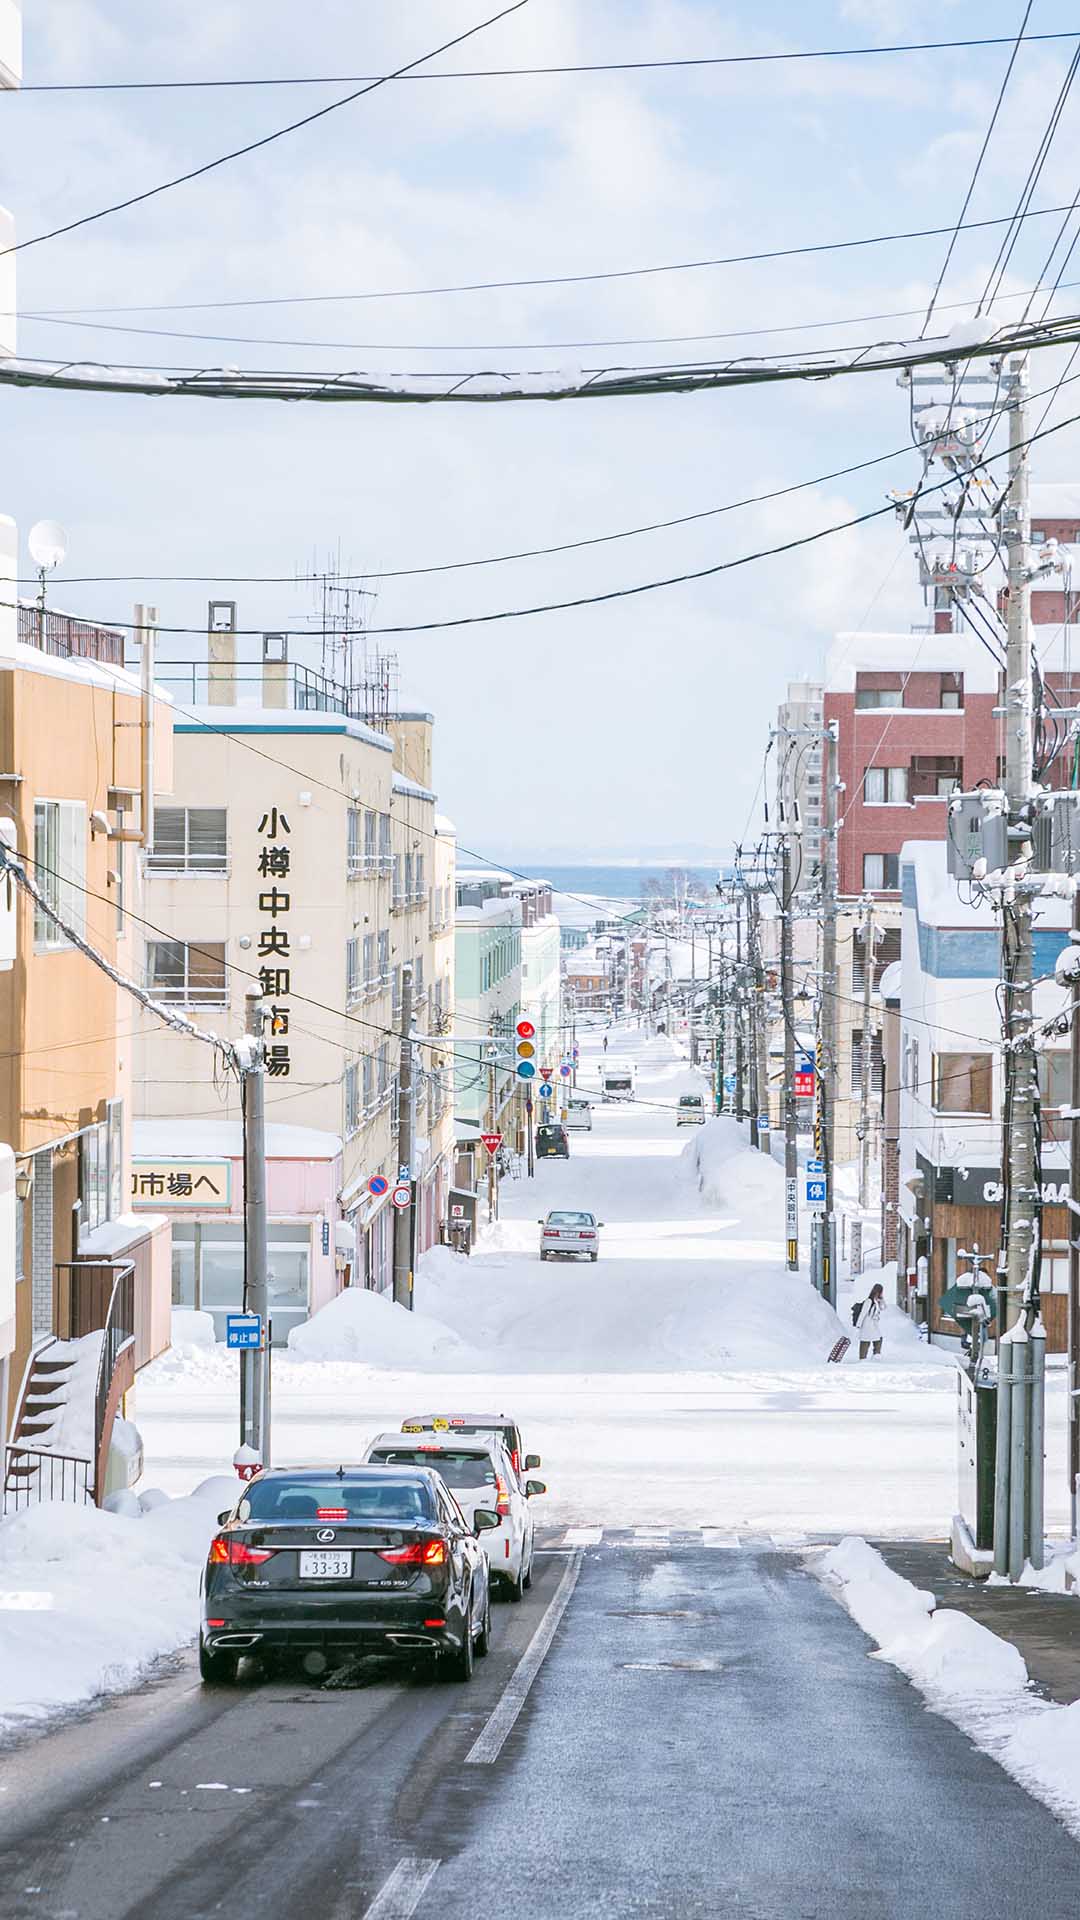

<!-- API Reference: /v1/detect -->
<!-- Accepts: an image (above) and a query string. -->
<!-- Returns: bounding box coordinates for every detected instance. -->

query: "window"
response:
[346,936,361,1005]
[344,1062,361,1137]
[864,767,908,804]
[939,673,963,710]
[404,852,414,902]
[114,802,126,934]
[79,1122,110,1235]
[862,853,900,891]
[378,929,390,983]
[33,799,86,948]
[413,953,425,1000]
[415,854,425,900]
[364,810,377,863]
[363,1053,375,1113]
[392,855,404,908]
[378,813,392,866]
[910,754,962,799]
[379,1041,391,1098]
[363,932,375,991]
[855,681,902,709]
[147,938,227,1006]
[107,1098,123,1223]
[392,964,402,1021]
[1041,1241,1071,1295]
[852,926,901,994]
[932,1052,992,1114]
[347,808,363,877]
[850,1030,884,1098]
[1039,1051,1071,1142]
[148,806,227,873]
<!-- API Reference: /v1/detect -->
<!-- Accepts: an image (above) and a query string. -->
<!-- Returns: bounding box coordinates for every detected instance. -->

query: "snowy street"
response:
[134,1028,1066,1540]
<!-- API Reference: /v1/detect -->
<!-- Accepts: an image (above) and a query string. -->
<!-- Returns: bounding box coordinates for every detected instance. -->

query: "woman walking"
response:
[854,1282,886,1360]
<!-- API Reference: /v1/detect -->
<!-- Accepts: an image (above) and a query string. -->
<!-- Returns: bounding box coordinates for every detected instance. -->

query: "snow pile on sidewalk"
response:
[821,1537,1080,1837]
[0,1474,236,1734]
[287,1283,478,1367]
[684,1119,784,1225]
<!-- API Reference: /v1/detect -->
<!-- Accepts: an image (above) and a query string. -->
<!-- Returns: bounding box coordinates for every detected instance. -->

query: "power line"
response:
[0,1,529,263]
[15,199,1080,309]
[920,1,1034,337]
[979,45,1080,316]
[11,31,1076,91]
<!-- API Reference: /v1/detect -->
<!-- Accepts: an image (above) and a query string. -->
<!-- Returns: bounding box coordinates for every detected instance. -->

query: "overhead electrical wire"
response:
[920,0,1034,337]
[979,44,1080,315]
[6,396,1079,641]
[15,199,1080,310]
[10,30,1076,90]
[0,0,529,263]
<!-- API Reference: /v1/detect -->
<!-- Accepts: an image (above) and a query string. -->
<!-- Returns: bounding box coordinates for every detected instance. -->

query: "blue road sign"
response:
[806,1159,824,1177]
[798,1056,815,1076]
[227,1313,262,1351]
[723,1074,736,1093]
[805,1179,826,1207]
[538,1083,553,1099]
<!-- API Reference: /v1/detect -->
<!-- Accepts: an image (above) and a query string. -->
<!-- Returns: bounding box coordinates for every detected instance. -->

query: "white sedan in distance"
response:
[362,1431,542,1600]
[539,1209,602,1262]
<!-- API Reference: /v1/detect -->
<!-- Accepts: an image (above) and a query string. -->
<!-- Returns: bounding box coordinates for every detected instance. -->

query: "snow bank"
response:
[170,1308,217,1351]
[685,1119,785,1228]
[0,1475,236,1734]
[821,1538,1080,1839]
[287,1283,478,1368]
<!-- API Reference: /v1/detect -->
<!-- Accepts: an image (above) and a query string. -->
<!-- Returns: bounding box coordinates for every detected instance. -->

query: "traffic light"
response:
[515,1017,537,1080]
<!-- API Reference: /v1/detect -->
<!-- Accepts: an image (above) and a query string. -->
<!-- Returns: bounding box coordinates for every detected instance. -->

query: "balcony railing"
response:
[18,602,124,667]
[3,1446,94,1513]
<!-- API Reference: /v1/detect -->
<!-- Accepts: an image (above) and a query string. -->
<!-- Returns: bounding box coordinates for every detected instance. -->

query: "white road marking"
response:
[466,1549,582,1765]
[363,1857,440,1919]
[563,1525,603,1545]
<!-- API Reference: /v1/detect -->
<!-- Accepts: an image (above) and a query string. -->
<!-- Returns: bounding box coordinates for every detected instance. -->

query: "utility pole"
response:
[851,896,876,1278]
[392,963,415,1309]
[1070,889,1080,1544]
[819,719,840,1307]
[780,836,799,1271]
[734,891,745,1123]
[993,355,1046,1579]
[487,1022,499,1224]
[241,987,271,1464]
[748,887,770,1153]
[715,949,726,1115]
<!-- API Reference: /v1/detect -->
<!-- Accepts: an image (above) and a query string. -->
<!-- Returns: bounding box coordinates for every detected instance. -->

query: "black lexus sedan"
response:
[199,1465,497,1685]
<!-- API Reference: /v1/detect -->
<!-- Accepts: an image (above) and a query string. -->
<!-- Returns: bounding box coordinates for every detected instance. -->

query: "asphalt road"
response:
[3,1546,1079,1920]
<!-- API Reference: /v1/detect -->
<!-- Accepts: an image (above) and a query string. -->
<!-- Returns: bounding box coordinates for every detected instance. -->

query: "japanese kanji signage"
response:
[256,805,293,1078]
[131,1160,232,1209]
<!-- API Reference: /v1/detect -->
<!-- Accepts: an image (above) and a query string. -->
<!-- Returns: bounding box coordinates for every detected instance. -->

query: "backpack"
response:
[851,1300,864,1326]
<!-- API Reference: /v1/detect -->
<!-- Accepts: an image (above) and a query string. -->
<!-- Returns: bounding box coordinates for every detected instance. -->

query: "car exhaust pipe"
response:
[210,1633,261,1649]
[385,1633,434,1649]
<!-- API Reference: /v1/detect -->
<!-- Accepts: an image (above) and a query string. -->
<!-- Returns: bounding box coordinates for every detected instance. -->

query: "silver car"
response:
[539,1209,602,1262]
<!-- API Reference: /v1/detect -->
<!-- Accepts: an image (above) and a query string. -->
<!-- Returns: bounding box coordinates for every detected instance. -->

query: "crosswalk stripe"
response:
[562,1525,603,1546]
[540,1525,813,1552]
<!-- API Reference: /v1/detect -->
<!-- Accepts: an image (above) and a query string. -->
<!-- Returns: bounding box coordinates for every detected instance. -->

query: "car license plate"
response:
[299,1550,352,1579]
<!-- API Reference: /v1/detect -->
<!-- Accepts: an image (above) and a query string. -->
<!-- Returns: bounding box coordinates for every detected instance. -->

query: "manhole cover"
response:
[617,1658,724,1673]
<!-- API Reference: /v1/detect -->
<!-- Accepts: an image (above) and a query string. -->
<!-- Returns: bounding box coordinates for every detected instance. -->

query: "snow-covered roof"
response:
[0,634,176,703]
[392,772,436,803]
[173,704,392,751]
[1031,483,1080,522]
[825,628,1000,693]
[133,1119,342,1159]
[435,812,457,835]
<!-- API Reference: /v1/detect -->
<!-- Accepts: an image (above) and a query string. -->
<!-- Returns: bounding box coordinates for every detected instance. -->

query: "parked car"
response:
[539,1209,602,1262]
[199,1466,495,1685]
[536,1123,570,1159]
[363,1432,544,1600]
[399,1413,541,1480]
[564,1099,593,1132]
[676,1093,706,1125]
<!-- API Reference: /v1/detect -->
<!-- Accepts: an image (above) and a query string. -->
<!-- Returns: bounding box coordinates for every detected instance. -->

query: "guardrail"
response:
[3,1445,94,1512]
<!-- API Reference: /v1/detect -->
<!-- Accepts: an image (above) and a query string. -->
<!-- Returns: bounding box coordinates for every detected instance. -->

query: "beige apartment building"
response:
[0,521,174,1458]
[135,656,455,1331]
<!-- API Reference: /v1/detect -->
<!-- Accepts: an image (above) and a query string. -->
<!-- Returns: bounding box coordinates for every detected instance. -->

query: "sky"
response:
[3,0,1080,858]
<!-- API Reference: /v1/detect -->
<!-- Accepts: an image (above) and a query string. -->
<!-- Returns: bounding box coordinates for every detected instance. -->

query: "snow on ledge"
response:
[820,1537,1080,1837]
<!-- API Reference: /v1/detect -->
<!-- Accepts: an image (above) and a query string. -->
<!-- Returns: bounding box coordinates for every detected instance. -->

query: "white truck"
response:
[599,1061,636,1102]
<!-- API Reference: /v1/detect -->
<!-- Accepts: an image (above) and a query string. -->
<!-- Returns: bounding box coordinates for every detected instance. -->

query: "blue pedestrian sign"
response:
[805,1178,826,1208]
[806,1159,824,1177]
[227,1312,262,1350]
[723,1074,736,1093]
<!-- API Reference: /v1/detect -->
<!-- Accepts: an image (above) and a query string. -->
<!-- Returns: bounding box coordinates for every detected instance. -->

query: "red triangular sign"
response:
[539,1067,553,1081]
[480,1132,503,1155]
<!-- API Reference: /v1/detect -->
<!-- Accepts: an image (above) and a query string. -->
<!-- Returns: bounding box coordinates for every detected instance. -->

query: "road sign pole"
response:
[241,987,270,1466]
[393,963,415,1309]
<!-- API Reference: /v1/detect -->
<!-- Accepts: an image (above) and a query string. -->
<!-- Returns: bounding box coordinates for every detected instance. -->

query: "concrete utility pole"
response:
[715,948,726,1115]
[241,987,271,1464]
[1069,890,1080,1543]
[748,887,770,1153]
[487,1022,499,1224]
[817,720,840,1306]
[734,892,745,1123]
[780,837,799,1271]
[993,356,1046,1579]
[851,896,876,1278]
[392,964,415,1309]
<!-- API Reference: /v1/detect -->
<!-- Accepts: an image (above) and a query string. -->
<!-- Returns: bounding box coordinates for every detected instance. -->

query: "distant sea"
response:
[516,864,721,905]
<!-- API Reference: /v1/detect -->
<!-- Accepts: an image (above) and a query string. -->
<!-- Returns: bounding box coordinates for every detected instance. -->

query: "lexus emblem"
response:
[316,1527,336,1543]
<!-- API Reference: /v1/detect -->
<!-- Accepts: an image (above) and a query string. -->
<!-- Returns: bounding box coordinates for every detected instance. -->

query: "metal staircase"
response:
[3,1261,135,1513]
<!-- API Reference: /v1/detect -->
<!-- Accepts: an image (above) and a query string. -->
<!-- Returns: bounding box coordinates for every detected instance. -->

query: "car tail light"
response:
[208,1536,275,1566]
[578,1231,595,1239]
[494,1475,511,1517]
[424,1618,446,1627]
[378,1539,446,1566]
[316,1507,348,1520]
[206,1619,226,1628]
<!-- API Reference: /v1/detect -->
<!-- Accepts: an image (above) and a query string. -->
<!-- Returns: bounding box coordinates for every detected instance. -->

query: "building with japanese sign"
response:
[135,646,456,1321]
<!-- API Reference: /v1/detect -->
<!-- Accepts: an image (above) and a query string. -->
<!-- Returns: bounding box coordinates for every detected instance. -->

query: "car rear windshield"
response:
[371,1448,497,1488]
[238,1478,435,1524]
[547,1212,594,1226]
[680,1096,703,1106]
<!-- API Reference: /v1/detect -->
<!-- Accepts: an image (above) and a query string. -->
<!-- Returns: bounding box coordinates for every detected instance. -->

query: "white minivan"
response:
[564,1098,593,1131]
